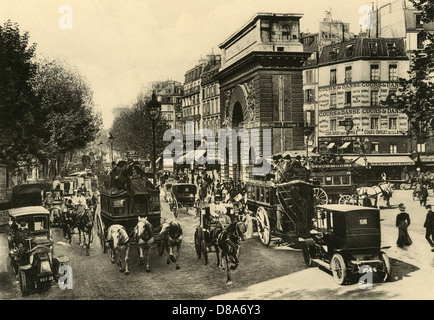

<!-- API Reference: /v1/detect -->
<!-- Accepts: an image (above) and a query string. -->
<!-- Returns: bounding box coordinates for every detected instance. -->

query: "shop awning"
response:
[155,157,161,164]
[327,143,335,149]
[339,142,351,149]
[420,155,434,163]
[364,155,415,166]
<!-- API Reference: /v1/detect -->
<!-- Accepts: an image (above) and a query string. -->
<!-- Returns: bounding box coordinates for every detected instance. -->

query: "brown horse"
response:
[210,221,247,284]
[159,218,183,270]
[106,224,131,275]
[131,217,155,272]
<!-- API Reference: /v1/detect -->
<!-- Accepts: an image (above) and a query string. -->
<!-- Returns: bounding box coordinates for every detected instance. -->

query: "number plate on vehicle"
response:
[359,218,368,225]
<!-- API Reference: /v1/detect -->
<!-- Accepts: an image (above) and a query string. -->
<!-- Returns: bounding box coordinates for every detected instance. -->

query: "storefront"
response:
[362,155,415,182]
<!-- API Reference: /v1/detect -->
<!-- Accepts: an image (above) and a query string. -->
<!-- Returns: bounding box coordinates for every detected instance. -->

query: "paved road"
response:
[1,189,432,300]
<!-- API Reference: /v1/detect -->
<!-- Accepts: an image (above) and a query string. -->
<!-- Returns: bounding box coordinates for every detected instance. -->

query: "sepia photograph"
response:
[0,0,433,307]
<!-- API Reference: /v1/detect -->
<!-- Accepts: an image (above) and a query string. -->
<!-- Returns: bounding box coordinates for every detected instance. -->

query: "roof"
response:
[316,204,379,212]
[9,206,50,217]
[364,155,415,166]
[319,38,407,66]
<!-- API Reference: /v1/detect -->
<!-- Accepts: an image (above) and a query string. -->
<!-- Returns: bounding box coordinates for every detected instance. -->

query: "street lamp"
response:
[146,91,161,185]
[108,133,114,163]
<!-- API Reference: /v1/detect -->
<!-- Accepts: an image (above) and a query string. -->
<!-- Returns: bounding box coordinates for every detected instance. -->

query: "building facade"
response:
[201,54,221,136]
[217,13,309,181]
[317,37,414,180]
[153,80,183,131]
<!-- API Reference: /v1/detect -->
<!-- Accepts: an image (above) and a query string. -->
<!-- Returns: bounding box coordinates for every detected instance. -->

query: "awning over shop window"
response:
[364,155,415,166]
[339,142,351,149]
[327,143,335,149]
[420,155,434,164]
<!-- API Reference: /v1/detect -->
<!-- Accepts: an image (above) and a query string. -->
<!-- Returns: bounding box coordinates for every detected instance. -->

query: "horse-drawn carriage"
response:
[167,183,199,218]
[194,199,247,283]
[96,163,179,274]
[7,184,69,295]
[302,204,392,285]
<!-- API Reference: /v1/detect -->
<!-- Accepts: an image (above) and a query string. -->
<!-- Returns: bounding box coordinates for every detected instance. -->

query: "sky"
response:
[0,0,389,129]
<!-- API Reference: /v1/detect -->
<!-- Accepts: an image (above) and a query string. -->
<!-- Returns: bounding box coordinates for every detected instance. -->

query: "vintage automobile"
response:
[7,206,69,295]
[302,204,392,285]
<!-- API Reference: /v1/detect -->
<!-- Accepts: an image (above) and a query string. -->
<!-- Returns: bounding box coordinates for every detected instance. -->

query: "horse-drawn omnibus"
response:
[309,158,368,204]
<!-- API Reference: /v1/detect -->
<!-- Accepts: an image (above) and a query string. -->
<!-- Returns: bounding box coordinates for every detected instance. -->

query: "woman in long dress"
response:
[396,203,412,248]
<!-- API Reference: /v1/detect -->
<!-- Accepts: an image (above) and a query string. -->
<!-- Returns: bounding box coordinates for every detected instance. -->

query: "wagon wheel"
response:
[244,214,254,239]
[19,269,29,296]
[377,251,392,282]
[201,229,208,265]
[194,229,202,259]
[256,207,271,246]
[338,194,355,205]
[172,198,179,218]
[313,188,328,205]
[157,239,165,256]
[331,253,347,285]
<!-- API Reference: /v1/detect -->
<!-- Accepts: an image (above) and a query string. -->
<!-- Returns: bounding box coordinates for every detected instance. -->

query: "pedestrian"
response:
[396,203,412,249]
[423,204,434,252]
[420,184,429,207]
[381,172,387,182]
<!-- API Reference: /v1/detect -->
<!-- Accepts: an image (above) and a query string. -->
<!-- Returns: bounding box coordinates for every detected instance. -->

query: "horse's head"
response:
[133,217,153,243]
[109,225,129,249]
[159,218,182,239]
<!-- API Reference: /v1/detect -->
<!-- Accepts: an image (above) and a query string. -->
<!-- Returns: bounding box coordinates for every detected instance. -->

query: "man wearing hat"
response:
[423,204,434,251]
[396,203,412,248]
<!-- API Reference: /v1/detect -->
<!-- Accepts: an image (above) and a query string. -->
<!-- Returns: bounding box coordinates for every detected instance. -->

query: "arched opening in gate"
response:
[232,102,244,182]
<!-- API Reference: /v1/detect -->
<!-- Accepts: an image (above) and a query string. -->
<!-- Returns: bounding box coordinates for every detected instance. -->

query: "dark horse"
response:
[159,218,183,270]
[76,204,93,256]
[209,221,247,284]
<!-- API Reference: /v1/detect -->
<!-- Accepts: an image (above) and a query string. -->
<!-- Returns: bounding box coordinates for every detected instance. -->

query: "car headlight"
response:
[40,260,52,274]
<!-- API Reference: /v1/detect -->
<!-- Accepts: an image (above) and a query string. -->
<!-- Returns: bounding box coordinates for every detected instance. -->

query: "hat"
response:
[426,204,432,209]
[398,203,406,211]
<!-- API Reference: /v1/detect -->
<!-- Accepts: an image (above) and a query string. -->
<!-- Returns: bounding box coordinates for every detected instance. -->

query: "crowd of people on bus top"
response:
[108,160,156,192]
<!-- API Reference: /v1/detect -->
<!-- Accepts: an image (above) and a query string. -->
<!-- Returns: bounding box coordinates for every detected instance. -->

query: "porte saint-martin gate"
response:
[164,13,310,181]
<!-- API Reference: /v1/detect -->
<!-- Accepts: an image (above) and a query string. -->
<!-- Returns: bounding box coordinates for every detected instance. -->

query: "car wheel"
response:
[331,253,347,285]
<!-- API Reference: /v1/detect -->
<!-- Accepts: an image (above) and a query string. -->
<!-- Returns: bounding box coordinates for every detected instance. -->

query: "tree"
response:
[0,20,38,167]
[386,0,434,139]
[32,58,102,177]
[110,92,169,161]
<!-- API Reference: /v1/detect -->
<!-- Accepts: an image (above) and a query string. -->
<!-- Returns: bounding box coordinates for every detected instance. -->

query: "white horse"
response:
[131,217,155,272]
[356,182,393,207]
[106,224,131,275]
[159,218,183,270]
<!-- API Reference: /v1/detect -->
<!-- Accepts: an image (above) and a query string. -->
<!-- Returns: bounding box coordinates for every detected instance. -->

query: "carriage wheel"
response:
[173,199,179,218]
[244,214,254,239]
[200,229,208,265]
[157,240,165,256]
[256,207,271,246]
[338,195,354,205]
[377,251,392,282]
[194,229,202,259]
[19,269,29,296]
[331,253,347,285]
[313,188,328,205]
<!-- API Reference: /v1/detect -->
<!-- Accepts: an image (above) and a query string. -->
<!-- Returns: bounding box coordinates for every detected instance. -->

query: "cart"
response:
[169,183,199,218]
[302,204,392,285]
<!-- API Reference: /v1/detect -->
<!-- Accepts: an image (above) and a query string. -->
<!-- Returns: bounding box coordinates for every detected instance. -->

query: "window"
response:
[369,42,378,55]
[330,93,337,108]
[305,70,314,84]
[389,144,398,153]
[417,143,426,152]
[387,42,397,56]
[345,66,352,83]
[372,142,379,153]
[345,91,352,105]
[305,89,314,103]
[389,64,398,81]
[277,47,284,52]
[416,14,424,28]
[330,69,337,84]
[345,44,354,58]
[371,90,379,106]
[370,64,380,80]
[389,117,397,129]
[342,176,350,185]
[417,32,424,49]
[371,117,379,129]
[333,176,342,185]
[330,119,337,131]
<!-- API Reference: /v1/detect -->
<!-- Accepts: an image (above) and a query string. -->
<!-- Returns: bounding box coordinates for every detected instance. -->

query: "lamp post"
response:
[108,133,114,163]
[146,91,161,185]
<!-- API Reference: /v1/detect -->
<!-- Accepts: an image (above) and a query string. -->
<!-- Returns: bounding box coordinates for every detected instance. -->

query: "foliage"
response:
[0,20,38,166]
[385,1,434,138]
[110,92,169,160]
[32,58,102,163]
